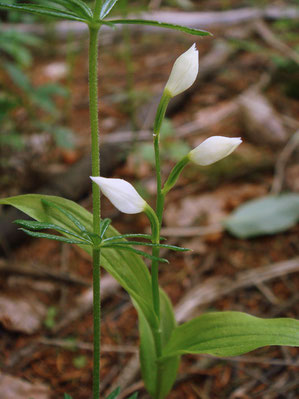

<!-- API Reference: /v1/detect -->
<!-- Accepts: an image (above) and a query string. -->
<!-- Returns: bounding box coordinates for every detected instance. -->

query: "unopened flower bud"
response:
[188,136,242,166]
[90,176,147,214]
[164,43,199,97]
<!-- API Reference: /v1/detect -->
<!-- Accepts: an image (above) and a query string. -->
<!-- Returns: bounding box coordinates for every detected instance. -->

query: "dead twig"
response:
[239,88,289,146]
[0,259,91,287]
[254,19,299,65]
[271,130,299,194]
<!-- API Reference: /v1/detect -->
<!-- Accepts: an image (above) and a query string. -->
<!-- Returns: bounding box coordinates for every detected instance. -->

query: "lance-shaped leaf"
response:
[41,199,88,233]
[0,2,90,22]
[102,233,165,241]
[161,311,299,360]
[102,240,190,252]
[14,219,91,242]
[136,289,179,399]
[105,387,120,399]
[100,0,120,20]
[102,244,169,263]
[19,228,89,245]
[43,0,93,19]
[106,19,211,36]
[99,218,112,240]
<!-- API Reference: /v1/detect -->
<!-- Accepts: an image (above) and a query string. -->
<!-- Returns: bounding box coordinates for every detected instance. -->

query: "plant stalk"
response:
[93,0,102,21]
[89,24,101,399]
[151,92,170,322]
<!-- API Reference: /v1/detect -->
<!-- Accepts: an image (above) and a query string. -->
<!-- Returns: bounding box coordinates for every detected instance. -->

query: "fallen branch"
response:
[271,130,299,194]
[175,257,299,322]
[254,19,299,65]
[0,259,91,287]
[238,88,289,146]
[2,6,298,37]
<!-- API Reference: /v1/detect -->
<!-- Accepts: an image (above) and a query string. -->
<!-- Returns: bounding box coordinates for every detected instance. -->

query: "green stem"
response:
[149,91,172,395]
[93,0,102,21]
[154,135,165,227]
[92,248,101,399]
[89,25,101,399]
[153,90,171,227]
[145,205,161,322]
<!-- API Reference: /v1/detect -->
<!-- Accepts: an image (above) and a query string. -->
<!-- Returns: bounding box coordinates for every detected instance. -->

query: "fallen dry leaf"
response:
[0,291,47,334]
[164,193,226,227]
[0,373,51,399]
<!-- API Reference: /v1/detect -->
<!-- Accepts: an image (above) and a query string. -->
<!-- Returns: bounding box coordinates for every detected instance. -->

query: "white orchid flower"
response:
[188,136,242,166]
[90,176,147,214]
[164,43,199,97]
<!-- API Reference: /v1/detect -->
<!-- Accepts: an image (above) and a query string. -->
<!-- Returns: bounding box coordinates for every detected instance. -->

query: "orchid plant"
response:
[0,1,298,399]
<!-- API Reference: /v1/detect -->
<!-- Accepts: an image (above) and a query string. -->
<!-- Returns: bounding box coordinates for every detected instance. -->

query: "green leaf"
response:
[0,2,89,22]
[0,40,32,67]
[158,289,180,399]
[14,219,90,242]
[41,199,88,233]
[102,244,169,263]
[127,393,138,399]
[4,62,31,92]
[102,233,155,241]
[19,228,89,245]
[42,0,92,18]
[103,240,189,252]
[224,194,299,238]
[100,218,112,240]
[106,19,211,36]
[0,194,156,333]
[100,0,120,19]
[64,394,72,399]
[50,126,75,150]
[105,386,120,399]
[161,311,299,360]
[136,301,157,398]
[137,289,179,399]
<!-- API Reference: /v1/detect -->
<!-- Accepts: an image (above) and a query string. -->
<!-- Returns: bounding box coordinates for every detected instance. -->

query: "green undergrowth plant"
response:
[0,1,298,398]
[0,26,74,154]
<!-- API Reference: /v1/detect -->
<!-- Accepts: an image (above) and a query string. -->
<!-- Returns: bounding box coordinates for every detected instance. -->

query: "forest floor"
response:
[0,1,299,398]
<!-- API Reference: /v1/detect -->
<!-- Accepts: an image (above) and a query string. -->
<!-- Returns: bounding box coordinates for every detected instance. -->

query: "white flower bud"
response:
[164,43,199,97]
[188,136,242,166]
[90,176,147,214]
